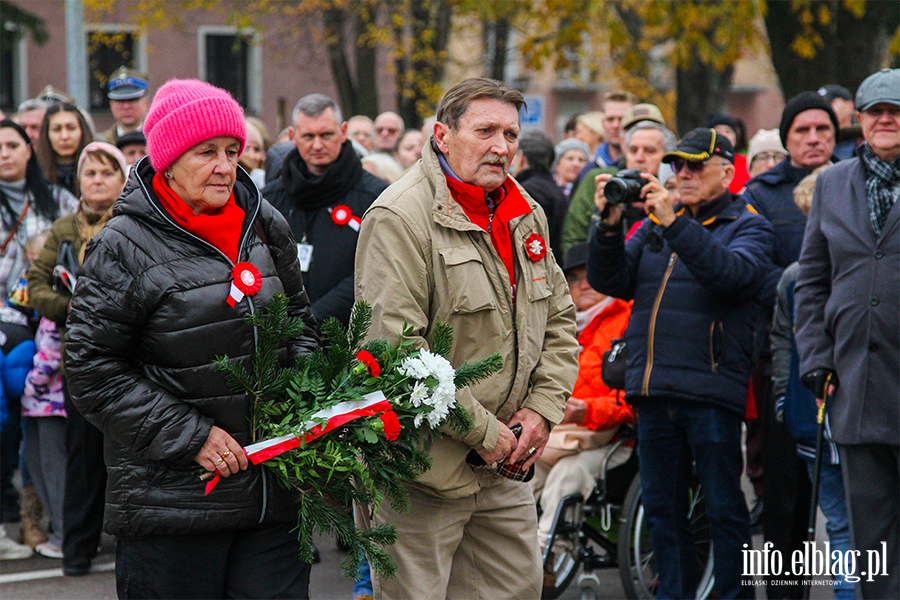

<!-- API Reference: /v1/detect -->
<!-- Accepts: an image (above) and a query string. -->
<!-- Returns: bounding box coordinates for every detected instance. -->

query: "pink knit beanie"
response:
[77,141,129,180]
[144,79,246,174]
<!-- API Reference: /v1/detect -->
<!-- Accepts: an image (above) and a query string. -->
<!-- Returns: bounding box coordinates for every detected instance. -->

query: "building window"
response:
[0,24,19,112]
[87,29,139,110]
[205,34,249,107]
[199,27,261,114]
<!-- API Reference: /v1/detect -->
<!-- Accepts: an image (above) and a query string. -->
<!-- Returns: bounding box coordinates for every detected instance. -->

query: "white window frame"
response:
[1,21,28,109]
[197,26,262,114]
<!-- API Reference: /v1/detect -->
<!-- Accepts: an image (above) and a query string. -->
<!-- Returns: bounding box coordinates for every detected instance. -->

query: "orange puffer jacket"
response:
[572,298,634,431]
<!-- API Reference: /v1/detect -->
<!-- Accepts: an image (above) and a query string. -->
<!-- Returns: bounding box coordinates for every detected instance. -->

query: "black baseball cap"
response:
[662,128,735,165]
[817,84,853,103]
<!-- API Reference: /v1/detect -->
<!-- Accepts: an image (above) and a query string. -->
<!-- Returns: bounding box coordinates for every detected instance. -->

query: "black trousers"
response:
[840,444,900,600]
[62,384,107,569]
[116,522,311,599]
[757,364,812,599]
[0,394,22,521]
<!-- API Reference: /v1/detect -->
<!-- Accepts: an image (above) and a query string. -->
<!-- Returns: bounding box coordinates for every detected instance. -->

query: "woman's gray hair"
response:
[625,121,677,152]
[292,94,342,124]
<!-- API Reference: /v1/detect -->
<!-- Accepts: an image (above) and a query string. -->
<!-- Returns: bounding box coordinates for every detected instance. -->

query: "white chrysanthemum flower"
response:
[409,381,429,407]
[414,412,426,427]
[427,402,450,428]
[399,356,430,380]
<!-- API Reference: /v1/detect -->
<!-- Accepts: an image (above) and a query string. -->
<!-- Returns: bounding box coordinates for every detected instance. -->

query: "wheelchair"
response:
[540,430,715,600]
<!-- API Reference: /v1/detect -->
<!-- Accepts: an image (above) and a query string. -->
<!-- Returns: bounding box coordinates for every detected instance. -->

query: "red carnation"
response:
[356,350,381,377]
[379,411,401,441]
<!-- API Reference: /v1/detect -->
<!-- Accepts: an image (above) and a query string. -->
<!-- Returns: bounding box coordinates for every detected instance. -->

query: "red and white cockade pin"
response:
[524,233,547,261]
[330,205,361,231]
[227,262,262,307]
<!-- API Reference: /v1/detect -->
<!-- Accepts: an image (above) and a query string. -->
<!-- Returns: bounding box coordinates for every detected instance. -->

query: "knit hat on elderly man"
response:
[144,79,246,174]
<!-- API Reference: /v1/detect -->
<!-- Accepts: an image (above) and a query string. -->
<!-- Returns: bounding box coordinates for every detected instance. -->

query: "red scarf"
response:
[445,175,532,296]
[152,173,245,263]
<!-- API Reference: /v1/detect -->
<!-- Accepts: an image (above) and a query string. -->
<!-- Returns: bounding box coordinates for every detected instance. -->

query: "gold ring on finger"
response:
[221,451,232,459]
[215,456,225,467]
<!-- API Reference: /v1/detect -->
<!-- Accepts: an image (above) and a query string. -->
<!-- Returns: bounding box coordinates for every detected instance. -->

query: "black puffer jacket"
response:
[64,158,319,539]
[263,143,387,326]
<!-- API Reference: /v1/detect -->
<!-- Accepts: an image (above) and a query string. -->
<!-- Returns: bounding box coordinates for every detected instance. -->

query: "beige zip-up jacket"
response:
[355,140,579,498]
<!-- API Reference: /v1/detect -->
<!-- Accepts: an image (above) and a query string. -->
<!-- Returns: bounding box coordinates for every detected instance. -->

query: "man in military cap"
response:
[100,66,149,144]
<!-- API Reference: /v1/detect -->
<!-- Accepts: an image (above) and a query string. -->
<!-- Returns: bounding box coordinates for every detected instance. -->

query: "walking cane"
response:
[803,372,831,600]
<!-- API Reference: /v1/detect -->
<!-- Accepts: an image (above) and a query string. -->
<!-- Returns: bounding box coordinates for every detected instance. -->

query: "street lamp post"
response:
[65,0,88,108]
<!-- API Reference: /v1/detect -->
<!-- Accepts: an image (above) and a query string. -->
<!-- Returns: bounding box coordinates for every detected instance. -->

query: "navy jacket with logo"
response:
[587,194,775,416]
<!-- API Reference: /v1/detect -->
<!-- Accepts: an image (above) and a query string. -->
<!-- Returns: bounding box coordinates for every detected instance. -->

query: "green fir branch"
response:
[347,301,372,351]
[430,322,453,357]
[453,353,504,389]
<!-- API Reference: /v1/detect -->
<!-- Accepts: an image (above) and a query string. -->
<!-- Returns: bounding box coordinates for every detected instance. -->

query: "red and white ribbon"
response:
[204,391,389,494]
[329,205,361,232]
[227,262,262,307]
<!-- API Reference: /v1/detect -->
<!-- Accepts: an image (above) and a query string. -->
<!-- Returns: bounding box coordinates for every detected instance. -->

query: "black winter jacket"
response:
[588,194,775,416]
[263,143,387,326]
[741,158,815,270]
[64,158,319,539]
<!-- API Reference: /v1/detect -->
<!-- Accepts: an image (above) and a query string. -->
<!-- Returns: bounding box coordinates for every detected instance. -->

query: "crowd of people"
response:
[0,61,896,600]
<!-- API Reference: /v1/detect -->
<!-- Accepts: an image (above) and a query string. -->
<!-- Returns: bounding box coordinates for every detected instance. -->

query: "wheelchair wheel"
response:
[541,494,584,599]
[617,475,714,599]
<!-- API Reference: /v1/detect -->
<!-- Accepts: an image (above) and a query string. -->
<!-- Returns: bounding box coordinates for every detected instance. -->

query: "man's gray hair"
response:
[17,98,51,113]
[625,120,677,152]
[292,94,342,124]
[436,78,524,131]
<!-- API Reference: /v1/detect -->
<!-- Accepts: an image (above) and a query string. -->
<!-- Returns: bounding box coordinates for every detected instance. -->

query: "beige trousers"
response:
[358,479,542,600]
[531,439,633,544]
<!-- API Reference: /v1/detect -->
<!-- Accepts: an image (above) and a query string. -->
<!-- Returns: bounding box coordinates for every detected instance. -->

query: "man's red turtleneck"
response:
[444,174,532,299]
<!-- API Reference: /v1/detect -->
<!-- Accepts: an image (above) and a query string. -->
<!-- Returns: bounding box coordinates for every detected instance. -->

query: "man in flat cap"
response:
[796,68,900,600]
[100,66,148,144]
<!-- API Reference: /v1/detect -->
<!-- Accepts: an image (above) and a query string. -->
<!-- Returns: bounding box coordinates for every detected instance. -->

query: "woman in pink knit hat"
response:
[62,79,319,598]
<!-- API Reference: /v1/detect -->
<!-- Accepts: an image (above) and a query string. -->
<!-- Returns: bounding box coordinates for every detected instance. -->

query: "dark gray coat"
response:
[794,155,900,445]
[64,158,319,538]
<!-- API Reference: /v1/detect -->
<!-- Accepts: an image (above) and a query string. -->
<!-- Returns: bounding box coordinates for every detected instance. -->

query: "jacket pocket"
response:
[709,321,724,373]
[524,262,553,303]
[438,246,498,313]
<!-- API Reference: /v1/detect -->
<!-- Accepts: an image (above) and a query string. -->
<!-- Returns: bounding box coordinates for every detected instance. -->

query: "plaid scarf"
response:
[860,144,900,237]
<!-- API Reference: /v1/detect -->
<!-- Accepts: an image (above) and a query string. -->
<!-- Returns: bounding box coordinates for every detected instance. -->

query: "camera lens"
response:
[604,179,628,205]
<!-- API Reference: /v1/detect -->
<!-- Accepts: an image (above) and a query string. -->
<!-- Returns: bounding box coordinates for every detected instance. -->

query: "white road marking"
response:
[0,561,115,583]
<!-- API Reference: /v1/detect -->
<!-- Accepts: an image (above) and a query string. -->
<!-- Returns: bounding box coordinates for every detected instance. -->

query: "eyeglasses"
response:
[670,158,707,174]
[671,157,728,174]
[750,152,785,165]
[566,273,587,286]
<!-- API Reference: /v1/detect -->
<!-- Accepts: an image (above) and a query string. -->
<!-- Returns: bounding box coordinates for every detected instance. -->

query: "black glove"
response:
[800,369,838,398]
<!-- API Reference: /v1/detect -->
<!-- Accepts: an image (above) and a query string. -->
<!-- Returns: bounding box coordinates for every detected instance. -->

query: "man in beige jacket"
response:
[355,78,579,599]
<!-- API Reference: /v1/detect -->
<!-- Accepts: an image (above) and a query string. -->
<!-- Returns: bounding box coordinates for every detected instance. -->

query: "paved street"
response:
[0,486,832,600]
[0,527,831,600]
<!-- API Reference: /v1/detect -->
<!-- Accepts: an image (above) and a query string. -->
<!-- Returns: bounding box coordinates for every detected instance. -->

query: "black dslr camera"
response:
[604,169,650,205]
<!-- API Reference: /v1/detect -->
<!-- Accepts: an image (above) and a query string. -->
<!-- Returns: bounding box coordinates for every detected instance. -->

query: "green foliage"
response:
[430,322,453,358]
[0,1,49,45]
[214,295,502,579]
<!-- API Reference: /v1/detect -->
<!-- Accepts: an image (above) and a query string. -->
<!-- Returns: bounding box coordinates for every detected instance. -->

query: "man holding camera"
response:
[562,118,676,253]
[588,128,774,599]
